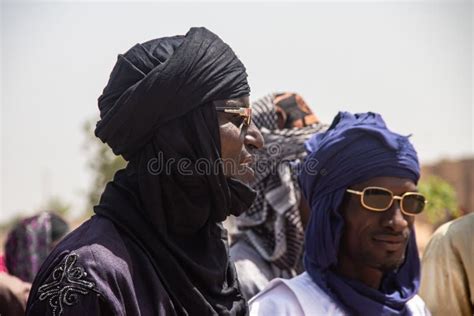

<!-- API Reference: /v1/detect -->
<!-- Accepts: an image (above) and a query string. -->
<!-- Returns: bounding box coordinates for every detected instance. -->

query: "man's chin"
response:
[233,167,256,185]
[374,253,406,273]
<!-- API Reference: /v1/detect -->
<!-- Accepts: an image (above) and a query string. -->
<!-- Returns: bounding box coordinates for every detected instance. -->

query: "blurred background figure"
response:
[230,92,327,300]
[0,271,31,316]
[0,211,67,316]
[419,213,474,315]
[4,211,69,283]
[271,92,319,129]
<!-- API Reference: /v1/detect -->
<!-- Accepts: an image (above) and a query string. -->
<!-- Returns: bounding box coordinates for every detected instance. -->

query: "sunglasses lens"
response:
[402,194,426,215]
[363,188,392,210]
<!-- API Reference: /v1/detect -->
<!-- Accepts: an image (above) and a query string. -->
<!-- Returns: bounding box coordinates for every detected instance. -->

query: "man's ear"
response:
[338,192,352,216]
[299,194,311,229]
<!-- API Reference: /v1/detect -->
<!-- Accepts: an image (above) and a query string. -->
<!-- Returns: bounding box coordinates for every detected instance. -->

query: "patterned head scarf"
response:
[235,93,327,274]
[4,212,69,283]
[300,112,421,315]
[273,92,319,129]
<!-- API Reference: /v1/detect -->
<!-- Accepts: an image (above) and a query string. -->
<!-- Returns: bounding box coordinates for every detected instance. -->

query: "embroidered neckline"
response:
[38,252,99,316]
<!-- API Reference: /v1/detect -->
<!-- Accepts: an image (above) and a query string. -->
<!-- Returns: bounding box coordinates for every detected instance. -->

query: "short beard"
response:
[376,252,406,273]
[359,244,408,275]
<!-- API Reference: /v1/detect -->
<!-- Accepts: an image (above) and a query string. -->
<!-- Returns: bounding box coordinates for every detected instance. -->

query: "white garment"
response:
[249,272,430,316]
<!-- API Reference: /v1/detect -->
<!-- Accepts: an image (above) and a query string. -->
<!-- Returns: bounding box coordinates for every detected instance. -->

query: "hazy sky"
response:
[1,1,472,223]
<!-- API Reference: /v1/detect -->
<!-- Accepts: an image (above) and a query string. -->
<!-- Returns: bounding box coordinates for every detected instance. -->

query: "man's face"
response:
[339,176,416,273]
[215,96,264,184]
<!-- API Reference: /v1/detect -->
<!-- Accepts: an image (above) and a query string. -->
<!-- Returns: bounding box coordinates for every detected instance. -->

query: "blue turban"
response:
[299,112,421,315]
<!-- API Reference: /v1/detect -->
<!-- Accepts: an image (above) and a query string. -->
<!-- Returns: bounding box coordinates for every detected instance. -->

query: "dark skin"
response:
[336,176,416,289]
[299,195,311,229]
[214,96,264,184]
[216,98,313,228]
[216,98,311,224]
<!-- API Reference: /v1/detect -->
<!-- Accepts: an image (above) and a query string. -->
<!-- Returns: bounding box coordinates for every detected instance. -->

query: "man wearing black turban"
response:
[26,27,263,316]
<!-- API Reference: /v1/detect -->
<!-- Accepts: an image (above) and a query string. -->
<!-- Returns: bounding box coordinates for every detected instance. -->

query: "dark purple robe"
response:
[26,27,254,316]
[26,215,176,316]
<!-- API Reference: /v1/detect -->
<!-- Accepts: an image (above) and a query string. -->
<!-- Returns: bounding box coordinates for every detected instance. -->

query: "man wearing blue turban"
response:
[249,112,430,315]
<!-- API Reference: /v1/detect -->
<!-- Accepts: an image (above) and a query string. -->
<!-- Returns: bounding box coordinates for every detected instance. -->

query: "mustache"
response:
[371,230,410,239]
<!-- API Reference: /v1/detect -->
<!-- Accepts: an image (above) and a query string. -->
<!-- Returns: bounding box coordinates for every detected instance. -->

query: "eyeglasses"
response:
[215,106,252,127]
[346,186,427,216]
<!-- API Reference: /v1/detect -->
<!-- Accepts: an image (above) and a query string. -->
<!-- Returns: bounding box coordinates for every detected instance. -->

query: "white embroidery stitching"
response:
[38,252,98,316]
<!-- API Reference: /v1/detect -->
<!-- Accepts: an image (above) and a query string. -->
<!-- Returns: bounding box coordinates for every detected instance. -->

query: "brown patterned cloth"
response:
[274,92,319,129]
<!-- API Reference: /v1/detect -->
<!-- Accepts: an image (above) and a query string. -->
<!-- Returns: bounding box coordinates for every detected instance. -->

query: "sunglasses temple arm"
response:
[346,189,363,195]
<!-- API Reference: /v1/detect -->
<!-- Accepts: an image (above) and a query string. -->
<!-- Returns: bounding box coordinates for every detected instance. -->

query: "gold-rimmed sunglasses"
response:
[346,186,428,216]
[215,106,252,128]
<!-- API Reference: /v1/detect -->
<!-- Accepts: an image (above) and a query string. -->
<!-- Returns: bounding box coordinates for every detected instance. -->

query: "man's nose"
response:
[244,122,264,150]
[383,200,409,232]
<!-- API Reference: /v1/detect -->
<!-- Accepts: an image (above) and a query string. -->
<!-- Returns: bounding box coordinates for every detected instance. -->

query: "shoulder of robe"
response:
[26,251,106,316]
[249,281,304,316]
[249,273,343,315]
[27,218,132,316]
[406,295,431,315]
[424,213,474,260]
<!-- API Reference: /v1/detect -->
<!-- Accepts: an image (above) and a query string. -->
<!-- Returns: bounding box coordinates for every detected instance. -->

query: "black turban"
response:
[93,28,254,315]
[96,27,250,160]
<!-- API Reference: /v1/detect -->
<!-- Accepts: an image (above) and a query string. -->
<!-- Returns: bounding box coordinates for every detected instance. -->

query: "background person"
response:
[419,213,474,315]
[1,211,67,316]
[4,211,69,283]
[230,92,326,300]
[0,271,31,316]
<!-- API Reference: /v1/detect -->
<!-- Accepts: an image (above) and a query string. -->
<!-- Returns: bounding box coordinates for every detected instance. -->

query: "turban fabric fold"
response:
[299,112,421,315]
[96,28,249,160]
[94,27,254,315]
